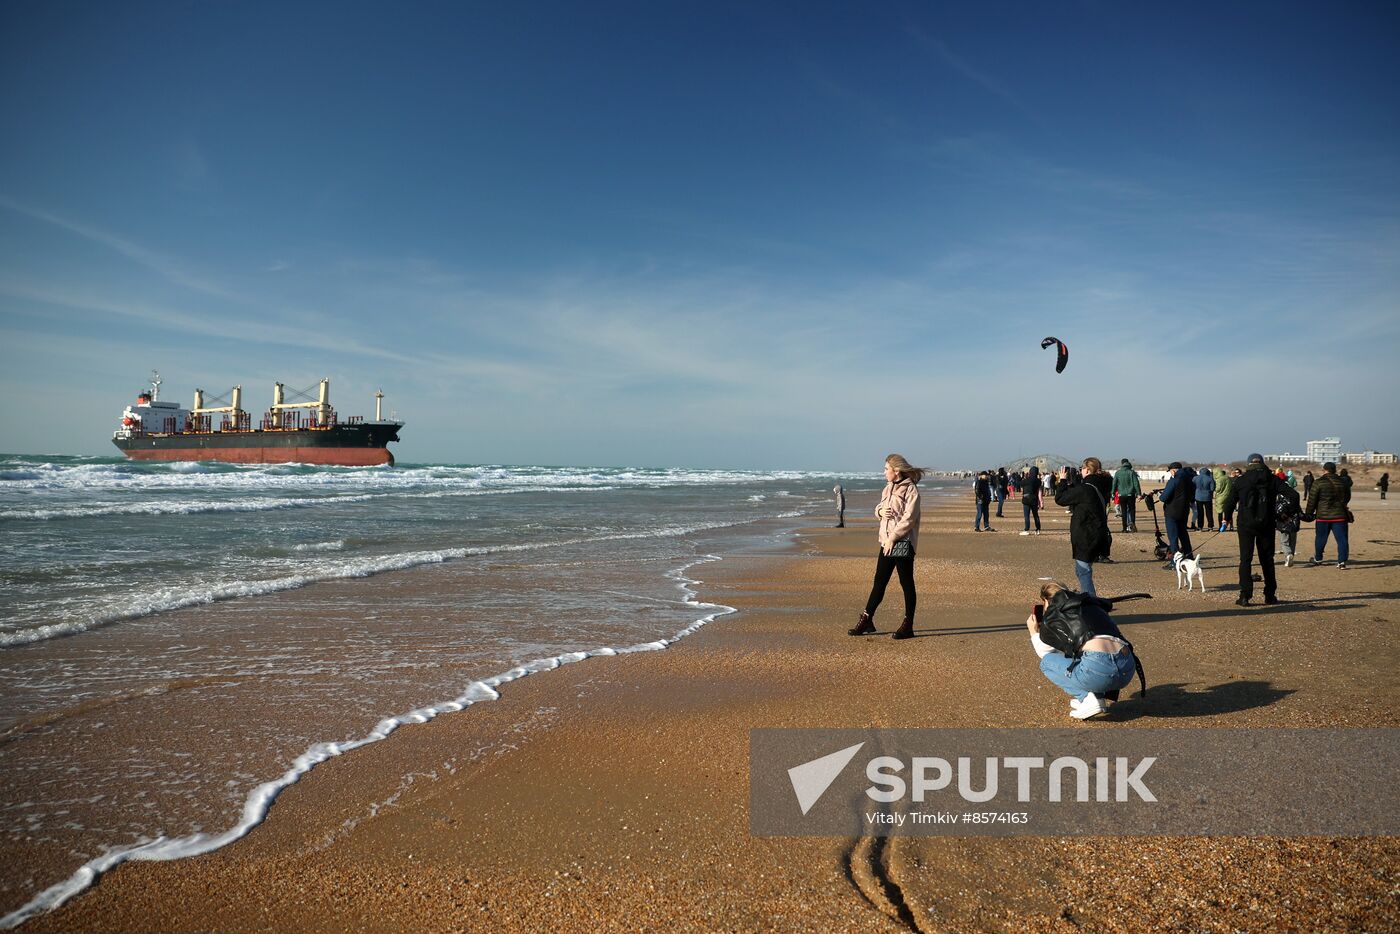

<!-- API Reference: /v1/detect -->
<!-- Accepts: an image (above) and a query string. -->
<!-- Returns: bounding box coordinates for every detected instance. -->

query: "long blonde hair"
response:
[1039,580,1066,603]
[885,454,925,485]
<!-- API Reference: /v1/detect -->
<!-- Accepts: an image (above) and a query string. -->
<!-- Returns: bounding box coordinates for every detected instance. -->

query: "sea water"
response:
[0,456,868,923]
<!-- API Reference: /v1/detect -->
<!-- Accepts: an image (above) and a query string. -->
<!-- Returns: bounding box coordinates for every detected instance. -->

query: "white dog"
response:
[1174,552,1205,592]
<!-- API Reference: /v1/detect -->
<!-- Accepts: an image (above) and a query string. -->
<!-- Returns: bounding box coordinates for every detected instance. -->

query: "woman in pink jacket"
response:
[849,454,923,640]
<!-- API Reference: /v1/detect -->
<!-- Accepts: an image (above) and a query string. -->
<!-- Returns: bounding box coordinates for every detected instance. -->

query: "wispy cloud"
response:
[1,200,1396,465]
[0,196,236,300]
[0,275,540,389]
[905,26,1043,127]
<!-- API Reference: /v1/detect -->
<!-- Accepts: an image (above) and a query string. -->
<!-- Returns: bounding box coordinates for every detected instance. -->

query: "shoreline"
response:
[1,544,765,929]
[19,489,1400,930]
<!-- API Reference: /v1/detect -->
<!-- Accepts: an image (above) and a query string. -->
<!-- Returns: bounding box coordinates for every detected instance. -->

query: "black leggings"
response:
[864,550,916,619]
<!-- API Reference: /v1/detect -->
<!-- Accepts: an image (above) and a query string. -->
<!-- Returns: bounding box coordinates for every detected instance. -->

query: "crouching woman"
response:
[1026,582,1145,720]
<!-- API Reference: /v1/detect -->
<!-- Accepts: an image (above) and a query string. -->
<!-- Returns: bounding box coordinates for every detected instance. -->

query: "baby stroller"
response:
[1141,492,1172,561]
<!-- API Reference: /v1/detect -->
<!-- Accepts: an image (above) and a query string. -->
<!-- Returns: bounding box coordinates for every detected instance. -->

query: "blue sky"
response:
[2,1,1397,469]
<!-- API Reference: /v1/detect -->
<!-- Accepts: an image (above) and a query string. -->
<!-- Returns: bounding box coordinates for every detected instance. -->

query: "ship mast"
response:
[150,370,162,402]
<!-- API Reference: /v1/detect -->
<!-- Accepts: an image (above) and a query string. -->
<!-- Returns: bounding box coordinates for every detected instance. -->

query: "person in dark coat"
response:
[1112,459,1142,532]
[1159,462,1195,565]
[1221,454,1300,606]
[1053,458,1113,596]
[1021,466,1043,534]
[994,467,1009,517]
[973,470,994,531]
[1192,466,1215,530]
[1307,461,1352,568]
[1302,470,1314,500]
[1380,472,1390,501]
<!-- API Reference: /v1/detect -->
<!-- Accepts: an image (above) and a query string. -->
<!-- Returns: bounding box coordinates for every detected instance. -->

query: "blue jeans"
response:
[1040,650,1136,701]
[1315,521,1349,562]
[994,489,1006,517]
[1165,517,1193,557]
[975,499,990,529]
[1074,560,1097,597]
[1022,502,1040,531]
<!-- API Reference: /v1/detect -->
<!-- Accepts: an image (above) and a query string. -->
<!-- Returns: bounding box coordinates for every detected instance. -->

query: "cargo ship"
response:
[112,373,404,466]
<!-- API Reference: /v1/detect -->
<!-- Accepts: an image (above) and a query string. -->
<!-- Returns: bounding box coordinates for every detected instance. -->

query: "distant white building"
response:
[1264,452,1311,464]
[1344,451,1398,465]
[1307,437,1342,462]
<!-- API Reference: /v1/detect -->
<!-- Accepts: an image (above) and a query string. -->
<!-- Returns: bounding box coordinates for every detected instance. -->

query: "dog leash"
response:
[1184,528,1226,558]
[1103,592,1152,604]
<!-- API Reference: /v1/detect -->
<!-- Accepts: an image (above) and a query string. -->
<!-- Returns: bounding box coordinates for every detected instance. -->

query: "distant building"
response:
[1344,451,1398,465]
[1266,440,1397,465]
[1307,437,1342,462]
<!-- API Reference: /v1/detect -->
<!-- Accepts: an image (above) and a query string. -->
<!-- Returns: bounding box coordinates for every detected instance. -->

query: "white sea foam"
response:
[0,515,778,648]
[0,460,868,496]
[0,494,381,521]
[290,540,346,553]
[0,557,735,929]
[0,546,468,647]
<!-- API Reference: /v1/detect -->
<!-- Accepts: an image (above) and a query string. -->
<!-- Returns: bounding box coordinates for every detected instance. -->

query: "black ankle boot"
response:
[891,617,914,640]
[848,612,876,636]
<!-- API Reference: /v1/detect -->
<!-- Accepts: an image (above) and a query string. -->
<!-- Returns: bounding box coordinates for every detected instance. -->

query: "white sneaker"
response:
[1284,554,1293,567]
[1070,694,1106,720]
[1020,530,1030,536]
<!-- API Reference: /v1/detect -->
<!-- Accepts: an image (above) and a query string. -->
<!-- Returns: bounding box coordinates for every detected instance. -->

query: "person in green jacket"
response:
[1212,466,1233,532]
[1111,459,1141,532]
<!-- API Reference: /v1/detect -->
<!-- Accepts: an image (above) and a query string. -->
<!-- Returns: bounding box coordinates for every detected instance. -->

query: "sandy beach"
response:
[24,484,1400,932]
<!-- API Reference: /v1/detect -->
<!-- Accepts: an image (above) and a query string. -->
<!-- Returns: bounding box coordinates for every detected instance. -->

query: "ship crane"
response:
[191,386,246,430]
[270,379,333,428]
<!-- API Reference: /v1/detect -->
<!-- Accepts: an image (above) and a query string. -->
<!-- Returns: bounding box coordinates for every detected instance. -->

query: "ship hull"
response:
[113,425,400,466]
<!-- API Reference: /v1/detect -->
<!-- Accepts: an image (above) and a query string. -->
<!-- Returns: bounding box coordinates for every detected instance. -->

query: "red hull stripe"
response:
[121,447,393,466]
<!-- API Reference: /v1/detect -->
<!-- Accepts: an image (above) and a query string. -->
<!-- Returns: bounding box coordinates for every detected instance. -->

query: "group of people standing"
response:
[971,465,1065,534]
[842,451,1371,719]
[848,454,1138,718]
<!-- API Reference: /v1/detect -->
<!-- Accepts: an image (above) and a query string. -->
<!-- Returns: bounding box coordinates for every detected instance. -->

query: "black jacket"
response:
[1054,477,1113,562]
[1223,463,1300,533]
[1306,472,1351,521]
[1039,590,1146,694]
[1161,467,1196,521]
[1021,469,1041,504]
[1085,471,1114,506]
[1039,590,1127,656]
[974,476,991,502]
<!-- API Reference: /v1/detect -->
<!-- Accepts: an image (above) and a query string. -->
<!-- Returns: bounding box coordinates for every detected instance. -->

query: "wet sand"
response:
[24,488,1400,931]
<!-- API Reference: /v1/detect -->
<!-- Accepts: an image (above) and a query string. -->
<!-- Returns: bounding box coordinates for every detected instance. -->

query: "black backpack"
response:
[1242,481,1273,528]
[1275,492,1301,531]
